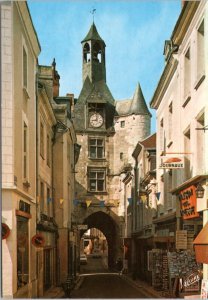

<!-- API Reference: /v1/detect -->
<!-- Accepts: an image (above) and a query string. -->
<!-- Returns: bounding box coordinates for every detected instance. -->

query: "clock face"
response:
[90,113,103,128]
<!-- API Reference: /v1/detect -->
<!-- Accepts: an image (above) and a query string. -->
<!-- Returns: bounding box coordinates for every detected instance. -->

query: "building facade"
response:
[1,1,40,297]
[150,0,208,294]
[73,23,151,269]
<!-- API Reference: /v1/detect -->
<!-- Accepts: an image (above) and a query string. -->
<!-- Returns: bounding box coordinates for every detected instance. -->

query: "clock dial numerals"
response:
[90,113,103,128]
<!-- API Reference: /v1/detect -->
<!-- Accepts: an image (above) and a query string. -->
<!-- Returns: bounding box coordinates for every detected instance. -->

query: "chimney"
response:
[52,58,60,97]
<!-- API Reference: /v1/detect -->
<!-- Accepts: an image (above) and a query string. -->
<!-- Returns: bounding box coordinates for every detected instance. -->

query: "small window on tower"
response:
[121,121,125,128]
[120,153,124,160]
[83,43,91,63]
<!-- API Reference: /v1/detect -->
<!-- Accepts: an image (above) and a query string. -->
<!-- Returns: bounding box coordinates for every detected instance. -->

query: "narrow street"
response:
[71,255,151,298]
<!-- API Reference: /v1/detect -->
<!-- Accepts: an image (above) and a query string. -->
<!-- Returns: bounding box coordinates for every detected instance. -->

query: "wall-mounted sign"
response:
[179,185,199,219]
[31,234,45,247]
[176,230,187,250]
[2,223,11,239]
[159,156,184,169]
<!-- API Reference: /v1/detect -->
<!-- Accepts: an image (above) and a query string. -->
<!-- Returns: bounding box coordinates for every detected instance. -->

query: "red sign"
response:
[179,185,199,220]
[2,223,10,239]
[31,234,45,247]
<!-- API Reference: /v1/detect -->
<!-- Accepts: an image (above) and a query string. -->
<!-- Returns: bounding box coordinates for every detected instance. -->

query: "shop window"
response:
[17,216,29,289]
[89,138,104,159]
[88,169,106,192]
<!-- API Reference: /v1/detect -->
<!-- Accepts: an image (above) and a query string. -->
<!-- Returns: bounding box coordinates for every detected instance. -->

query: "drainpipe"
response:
[35,64,39,288]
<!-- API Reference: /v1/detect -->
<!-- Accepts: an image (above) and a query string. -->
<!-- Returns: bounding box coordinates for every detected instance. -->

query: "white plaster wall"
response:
[1,3,14,189]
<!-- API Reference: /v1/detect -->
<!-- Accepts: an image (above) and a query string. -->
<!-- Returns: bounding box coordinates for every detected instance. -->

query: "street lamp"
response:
[196,182,205,198]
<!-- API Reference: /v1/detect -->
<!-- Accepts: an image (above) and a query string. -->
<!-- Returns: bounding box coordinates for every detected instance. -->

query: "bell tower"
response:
[81,22,106,83]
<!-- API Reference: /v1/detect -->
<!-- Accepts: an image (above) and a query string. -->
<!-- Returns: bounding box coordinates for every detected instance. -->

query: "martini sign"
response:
[159,156,184,169]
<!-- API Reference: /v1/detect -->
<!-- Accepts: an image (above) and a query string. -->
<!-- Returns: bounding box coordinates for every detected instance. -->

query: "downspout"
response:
[52,124,59,286]
[35,64,39,287]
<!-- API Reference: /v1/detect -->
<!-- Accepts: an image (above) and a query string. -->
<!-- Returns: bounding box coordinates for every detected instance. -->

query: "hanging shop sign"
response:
[2,223,11,240]
[31,234,45,247]
[159,156,184,169]
[179,185,199,219]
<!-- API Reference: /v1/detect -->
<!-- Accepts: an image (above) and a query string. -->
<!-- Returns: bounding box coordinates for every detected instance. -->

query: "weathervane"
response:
[90,8,96,22]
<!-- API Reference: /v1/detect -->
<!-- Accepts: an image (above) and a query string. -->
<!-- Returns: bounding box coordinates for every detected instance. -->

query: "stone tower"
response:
[73,22,151,267]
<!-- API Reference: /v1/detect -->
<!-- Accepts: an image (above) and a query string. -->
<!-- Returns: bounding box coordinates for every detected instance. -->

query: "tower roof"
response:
[82,22,105,45]
[115,83,152,117]
[131,83,151,116]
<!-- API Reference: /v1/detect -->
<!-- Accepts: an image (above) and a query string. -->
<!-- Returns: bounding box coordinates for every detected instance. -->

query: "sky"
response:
[28,0,181,133]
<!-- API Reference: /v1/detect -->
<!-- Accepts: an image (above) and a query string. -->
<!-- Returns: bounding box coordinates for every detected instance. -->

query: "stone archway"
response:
[81,211,120,269]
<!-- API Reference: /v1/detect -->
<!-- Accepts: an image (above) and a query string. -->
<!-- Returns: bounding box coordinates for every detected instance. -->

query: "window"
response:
[47,135,50,167]
[88,169,106,192]
[17,216,29,288]
[196,20,205,86]
[23,46,27,89]
[89,138,104,159]
[184,128,191,180]
[168,102,173,142]
[121,121,125,128]
[196,113,205,173]
[40,182,44,213]
[184,48,191,100]
[47,187,51,216]
[120,152,124,160]
[40,122,44,158]
[23,122,28,180]
[160,118,164,152]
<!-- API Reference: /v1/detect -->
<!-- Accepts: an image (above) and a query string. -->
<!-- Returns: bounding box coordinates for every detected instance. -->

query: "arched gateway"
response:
[80,211,121,269]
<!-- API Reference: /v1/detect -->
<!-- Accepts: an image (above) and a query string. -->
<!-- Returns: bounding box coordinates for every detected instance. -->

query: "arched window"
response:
[93,42,102,63]
[83,43,91,63]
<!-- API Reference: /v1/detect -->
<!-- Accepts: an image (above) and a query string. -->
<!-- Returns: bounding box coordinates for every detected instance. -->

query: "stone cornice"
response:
[171,1,200,46]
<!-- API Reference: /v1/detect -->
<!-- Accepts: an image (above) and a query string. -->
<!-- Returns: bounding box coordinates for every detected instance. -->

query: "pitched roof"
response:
[140,133,156,149]
[82,22,105,45]
[115,83,151,117]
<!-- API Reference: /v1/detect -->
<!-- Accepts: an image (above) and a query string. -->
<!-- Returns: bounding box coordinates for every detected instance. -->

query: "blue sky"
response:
[28,0,181,133]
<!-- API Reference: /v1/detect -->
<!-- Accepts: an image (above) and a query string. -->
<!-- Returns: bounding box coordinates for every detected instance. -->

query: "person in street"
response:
[116,258,123,275]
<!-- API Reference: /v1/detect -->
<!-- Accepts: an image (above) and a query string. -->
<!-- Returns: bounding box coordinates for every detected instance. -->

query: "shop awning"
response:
[193,222,208,264]
[153,211,176,224]
[170,175,208,195]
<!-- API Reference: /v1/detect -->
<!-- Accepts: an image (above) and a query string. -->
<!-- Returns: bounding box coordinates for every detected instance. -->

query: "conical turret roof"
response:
[130,83,151,116]
[82,22,105,45]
